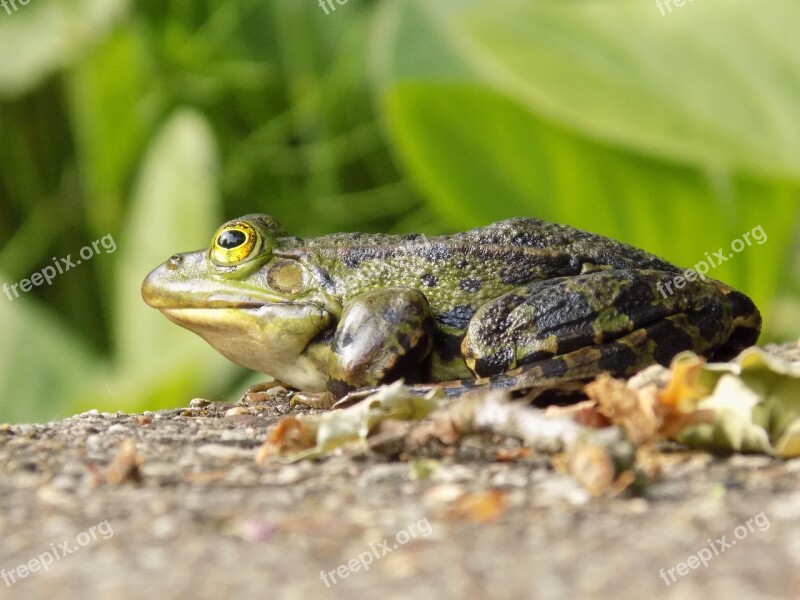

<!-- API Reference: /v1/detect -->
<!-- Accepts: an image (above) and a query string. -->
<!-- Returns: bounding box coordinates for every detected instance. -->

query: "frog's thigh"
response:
[463,270,732,377]
[327,288,435,397]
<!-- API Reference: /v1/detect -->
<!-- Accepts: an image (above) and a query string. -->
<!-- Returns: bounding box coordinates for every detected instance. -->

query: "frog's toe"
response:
[290,391,336,409]
[240,380,292,404]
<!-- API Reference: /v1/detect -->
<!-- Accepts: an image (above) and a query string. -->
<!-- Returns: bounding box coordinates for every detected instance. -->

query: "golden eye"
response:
[267,260,304,294]
[210,223,259,266]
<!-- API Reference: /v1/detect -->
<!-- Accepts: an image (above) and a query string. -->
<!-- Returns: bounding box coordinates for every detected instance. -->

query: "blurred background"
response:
[1,0,798,423]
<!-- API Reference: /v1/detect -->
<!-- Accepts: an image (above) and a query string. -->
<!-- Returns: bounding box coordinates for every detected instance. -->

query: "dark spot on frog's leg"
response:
[460,278,482,292]
[532,355,569,379]
[650,317,697,366]
[611,275,665,319]
[339,330,354,348]
[438,305,477,329]
[421,273,438,288]
[473,347,515,377]
[456,258,469,269]
[684,301,727,344]
[596,342,638,373]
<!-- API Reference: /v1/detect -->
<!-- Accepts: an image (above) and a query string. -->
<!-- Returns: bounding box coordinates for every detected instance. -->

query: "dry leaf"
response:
[446,490,507,522]
[106,439,143,484]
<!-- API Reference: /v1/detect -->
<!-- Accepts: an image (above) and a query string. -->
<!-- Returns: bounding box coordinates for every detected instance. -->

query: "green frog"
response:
[141,214,760,407]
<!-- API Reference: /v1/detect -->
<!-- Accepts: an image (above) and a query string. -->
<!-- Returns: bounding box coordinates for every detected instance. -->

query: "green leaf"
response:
[0,288,99,423]
[68,25,160,237]
[0,0,129,99]
[677,347,800,457]
[106,108,234,413]
[375,0,800,178]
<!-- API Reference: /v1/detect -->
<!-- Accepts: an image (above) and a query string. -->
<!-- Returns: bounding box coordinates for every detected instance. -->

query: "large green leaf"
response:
[102,108,235,413]
[68,25,159,237]
[0,286,98,423]
[375,0,800,178]
[0,0,128,99]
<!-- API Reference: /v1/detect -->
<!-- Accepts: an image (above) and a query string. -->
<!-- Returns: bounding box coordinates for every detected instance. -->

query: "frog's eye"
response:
[210,222,260,267]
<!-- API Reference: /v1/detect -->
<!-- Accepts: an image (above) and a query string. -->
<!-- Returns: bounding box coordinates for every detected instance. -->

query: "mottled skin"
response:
[141,214,761,406]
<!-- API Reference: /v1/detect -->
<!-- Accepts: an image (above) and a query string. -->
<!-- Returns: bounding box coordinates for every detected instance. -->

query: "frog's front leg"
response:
[462,269,752,382]
[326,288,436,398]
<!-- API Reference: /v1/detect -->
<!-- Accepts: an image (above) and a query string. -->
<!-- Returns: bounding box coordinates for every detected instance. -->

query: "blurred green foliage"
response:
[1,0,799,423]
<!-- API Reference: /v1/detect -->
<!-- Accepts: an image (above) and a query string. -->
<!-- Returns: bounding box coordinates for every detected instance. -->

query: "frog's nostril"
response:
[167,254,183,270]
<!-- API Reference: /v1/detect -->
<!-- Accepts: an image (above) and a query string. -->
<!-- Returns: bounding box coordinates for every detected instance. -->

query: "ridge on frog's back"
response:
[142,214,761,406]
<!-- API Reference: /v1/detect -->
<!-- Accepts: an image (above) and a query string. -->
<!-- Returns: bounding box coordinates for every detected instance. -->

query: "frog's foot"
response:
[241,380,293,404]
[291,391,336,409]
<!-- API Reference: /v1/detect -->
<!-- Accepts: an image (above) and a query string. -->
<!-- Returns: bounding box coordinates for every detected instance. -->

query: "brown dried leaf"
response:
[256,416,316,464]
[585,374,661,444]
[106,439,143,485]
[446,490,507,523]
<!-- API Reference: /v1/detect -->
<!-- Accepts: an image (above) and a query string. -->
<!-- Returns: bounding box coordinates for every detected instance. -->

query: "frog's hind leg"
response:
[708,283,761,361]
[481,316,697,405]
[455,269,748,403]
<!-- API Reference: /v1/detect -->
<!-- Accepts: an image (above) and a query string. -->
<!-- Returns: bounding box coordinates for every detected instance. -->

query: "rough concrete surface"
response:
[1,389,799,600]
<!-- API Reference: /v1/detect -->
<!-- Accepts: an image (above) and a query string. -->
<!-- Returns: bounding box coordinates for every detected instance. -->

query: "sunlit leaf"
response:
[0,288,98,423]
[104,108,234,413]
[0,0,128,98]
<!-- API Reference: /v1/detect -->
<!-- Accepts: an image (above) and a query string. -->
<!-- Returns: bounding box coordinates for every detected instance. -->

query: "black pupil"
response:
[218,230,247,249]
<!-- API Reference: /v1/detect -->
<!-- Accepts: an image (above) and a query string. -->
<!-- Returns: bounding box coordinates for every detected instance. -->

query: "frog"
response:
[141,214,761,408]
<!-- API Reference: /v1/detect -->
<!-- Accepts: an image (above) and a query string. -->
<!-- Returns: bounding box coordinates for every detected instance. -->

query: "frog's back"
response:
[277,218,679,323]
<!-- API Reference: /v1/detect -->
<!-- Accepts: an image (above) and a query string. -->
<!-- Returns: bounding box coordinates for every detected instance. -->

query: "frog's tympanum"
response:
[142,215,760,407]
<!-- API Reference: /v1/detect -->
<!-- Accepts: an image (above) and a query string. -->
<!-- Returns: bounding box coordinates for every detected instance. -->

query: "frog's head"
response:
[141,214,336,390]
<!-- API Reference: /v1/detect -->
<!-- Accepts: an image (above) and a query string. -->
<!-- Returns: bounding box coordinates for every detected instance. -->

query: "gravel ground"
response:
[2,381,800,600]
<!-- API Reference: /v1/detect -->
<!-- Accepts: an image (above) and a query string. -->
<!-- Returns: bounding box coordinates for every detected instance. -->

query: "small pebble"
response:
[425,483,465,504]
[225,407,250,418]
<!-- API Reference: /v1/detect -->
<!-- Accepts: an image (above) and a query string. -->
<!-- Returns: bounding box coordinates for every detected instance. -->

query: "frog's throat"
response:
[160,304,333,392]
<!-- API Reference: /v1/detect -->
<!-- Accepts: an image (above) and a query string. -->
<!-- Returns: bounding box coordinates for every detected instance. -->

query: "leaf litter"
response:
[257,343,800,497]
